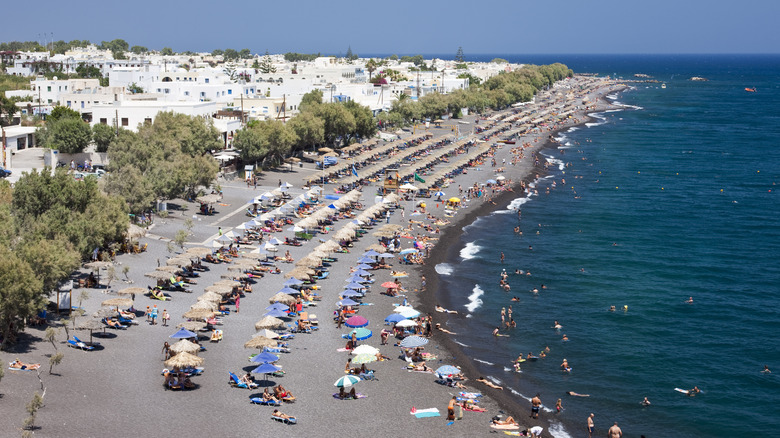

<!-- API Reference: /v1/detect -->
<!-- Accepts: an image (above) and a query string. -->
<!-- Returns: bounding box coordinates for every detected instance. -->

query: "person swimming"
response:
[762,365,771,373]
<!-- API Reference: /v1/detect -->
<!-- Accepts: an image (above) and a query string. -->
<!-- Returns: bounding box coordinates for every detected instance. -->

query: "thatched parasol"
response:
[255,329,280,339]
[221,272,249,280]
[205,284,234,295]
[145,271,173,280]
[254,316,286,330]
[166,257,192,267]
[164,351,204,368]
[85,261,112,270]
[116,287,146,296]
[76,318,106,344]
[169,339,201,355]
[244,336,277,349]
[93,307,118,319]
[189,301,218,312]
[268,292,295,305]
[101,298,133,308]
[366,243,387,253]
[155,266,179,273]
[186,247,213,256]
[177,321,207,331]
[197,291,223,303]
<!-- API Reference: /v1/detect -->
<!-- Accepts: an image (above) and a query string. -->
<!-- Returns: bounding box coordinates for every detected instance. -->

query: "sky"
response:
[2,0,778,56]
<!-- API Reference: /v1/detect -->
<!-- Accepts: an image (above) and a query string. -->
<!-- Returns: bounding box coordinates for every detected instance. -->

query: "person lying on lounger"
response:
[410,361,431,372]
[262,387,279,403]
[272,409,295,421]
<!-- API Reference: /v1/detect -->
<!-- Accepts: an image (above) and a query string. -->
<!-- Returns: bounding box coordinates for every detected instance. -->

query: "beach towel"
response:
[411,408,440,418]
[459,392,482,399]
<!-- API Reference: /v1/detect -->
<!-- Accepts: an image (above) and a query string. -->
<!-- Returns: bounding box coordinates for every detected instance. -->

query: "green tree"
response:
[223,49,239,61]
[365,59,378,82]
[0,248,43,350]
[455,46,465,62]
[239,48,251,59]
[491,58,509,64]
[315,103,355,146]
[236,119,297,167]
[100,39,129,54]
[299,89,324,113]
[130,45,148,54]
[287,111,324,152]
[457,72,481,86]
[48,106,81,123]
[211,49,224,57]
[0,94,16,126]
[75,63,103,80]
[345,46,354,60]
[343,100,376,142]
[160,47,174,56]
[258,51,276,73]
[49,351,64,375]
[38,117,92,153]
[127,82,143,94]
[92,123,116,153]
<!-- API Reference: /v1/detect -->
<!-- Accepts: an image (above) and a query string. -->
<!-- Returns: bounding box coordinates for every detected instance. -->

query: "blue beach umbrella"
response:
[399,335,429,348]
[250,352,280,363]
[283,278,304,287]
[399,248,418,255]
[345,282,366,290]
[264,309,289,318]
[324,194,340,200]
[486,179,497,184]
[434,191,446,197]
[277,287,300,295]
[340,290,363,298]
[343,328,372,340]
[354,269,372,277]
[266,303,289,311]
[384,313,406,324]
[327,203,337,209]
[363,250,381,257]
[377,253,395,259]
[170,328,197,339]
[357,256,375,264]
[435,365,460,377]
[252,362,281,375]
[356,264,374,270]
[337,298,359,307]
[346,276,369,284]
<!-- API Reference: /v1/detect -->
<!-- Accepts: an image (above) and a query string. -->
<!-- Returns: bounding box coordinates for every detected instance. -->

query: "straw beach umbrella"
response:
[255,329,280,339]
[101,298,133,308]
[190,301,218,311]
[197,291,223,303]
[76,318,105,344]
[116,287,146,296]
[127,224,147,239]
[205,284,234,295]
[145,271,172,281]
[255,316,286,330]
[268,292,295,305]
[177,321,207,331]
[169,339,201,355]
[244,336,277,349]
[182,309,214,320]
[186,247,213,256]
[164,351,204,368]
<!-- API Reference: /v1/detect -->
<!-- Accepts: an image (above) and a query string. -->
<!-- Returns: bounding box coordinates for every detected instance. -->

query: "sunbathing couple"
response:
[409,361,432,372]
[337,386,359,399]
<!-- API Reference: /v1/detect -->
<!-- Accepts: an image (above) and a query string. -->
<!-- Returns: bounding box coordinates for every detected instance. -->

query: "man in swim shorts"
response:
[531,394,541,418]
[587,413,595,437]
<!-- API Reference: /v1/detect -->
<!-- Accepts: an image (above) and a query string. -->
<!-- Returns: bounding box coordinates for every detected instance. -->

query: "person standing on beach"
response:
[531,394,541,418]
[447,396,456,420]
[587,413,595,438]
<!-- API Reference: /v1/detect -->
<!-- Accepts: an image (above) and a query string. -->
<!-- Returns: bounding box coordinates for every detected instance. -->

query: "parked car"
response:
[0,166,12,178]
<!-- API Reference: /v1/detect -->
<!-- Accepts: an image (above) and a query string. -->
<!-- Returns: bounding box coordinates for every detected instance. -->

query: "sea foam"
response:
[549,423,574,438]
[474,358,494,366]
[435,263,453,276]
[460,242,481,260]
[465,284,484,312]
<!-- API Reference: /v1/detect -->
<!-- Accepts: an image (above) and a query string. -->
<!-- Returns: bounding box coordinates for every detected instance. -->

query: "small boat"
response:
[661,83,666,89]
[745,87,757,92]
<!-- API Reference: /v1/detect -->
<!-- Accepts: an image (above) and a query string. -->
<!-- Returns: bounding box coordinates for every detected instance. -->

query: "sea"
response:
[431,55,780,437]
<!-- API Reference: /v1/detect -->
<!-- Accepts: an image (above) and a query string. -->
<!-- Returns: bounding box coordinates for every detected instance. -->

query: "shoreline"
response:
[412,94,630,436]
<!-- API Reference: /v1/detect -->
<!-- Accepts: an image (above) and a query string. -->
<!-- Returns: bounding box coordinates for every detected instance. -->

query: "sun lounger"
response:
[271,414,297,424]
[262,346,290,354]
[67,338,95,351]
[228,372,258,389]
[102,318,127,329]
[250,397,281,406]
